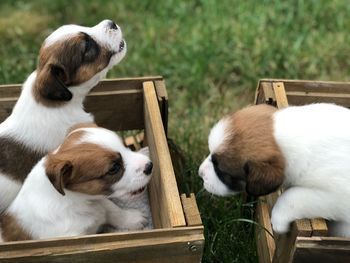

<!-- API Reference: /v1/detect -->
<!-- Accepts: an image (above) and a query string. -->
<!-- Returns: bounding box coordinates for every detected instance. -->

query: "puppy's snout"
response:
[107,20,119,30]
[143,162,153,175]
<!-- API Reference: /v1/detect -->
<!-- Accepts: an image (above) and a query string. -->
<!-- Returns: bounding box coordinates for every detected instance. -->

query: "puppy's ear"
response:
[36,63,72,101]
[245,155,284,196]
[46,156,73,195]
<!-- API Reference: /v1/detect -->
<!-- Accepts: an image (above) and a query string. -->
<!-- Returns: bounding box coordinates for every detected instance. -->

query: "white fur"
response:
[271,103,350,236]
[0,20,126,212]
[0,175,22,212]
[1,128,151,240]
[208,118,230,153]
[112,147,154,230]
[199,118,235,196]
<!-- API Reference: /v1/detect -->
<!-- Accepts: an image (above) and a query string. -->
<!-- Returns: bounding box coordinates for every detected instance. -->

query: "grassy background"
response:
[1,1,350,262]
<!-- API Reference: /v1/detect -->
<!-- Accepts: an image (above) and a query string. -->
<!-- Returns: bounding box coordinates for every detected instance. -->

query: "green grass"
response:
[1,1,350,262]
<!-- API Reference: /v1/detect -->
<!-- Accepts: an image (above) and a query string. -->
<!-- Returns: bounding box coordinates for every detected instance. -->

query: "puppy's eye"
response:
[107,162,121,175]
[82,34,98,62]
[211,154,218,167]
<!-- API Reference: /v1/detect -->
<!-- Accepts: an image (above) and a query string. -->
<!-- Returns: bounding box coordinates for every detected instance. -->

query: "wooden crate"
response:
[0,76,204,263]
[255,79,350,263]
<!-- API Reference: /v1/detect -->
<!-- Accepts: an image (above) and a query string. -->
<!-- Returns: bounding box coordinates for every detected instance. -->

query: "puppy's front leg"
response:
[271,187,333,234]
[102,199,147,230]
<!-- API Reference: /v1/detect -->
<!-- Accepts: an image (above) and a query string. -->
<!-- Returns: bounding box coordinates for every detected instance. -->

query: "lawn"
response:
[1,0,350,262]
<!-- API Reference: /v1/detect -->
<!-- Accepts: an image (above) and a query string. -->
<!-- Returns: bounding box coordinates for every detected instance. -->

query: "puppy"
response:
[0,20,126,212]
[0,124,153,242]
[199,103,350,237]
[111,147,154,230]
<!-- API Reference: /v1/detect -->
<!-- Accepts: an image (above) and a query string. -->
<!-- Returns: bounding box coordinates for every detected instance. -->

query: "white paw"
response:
[271,211,291,234]
[118,209,148,230]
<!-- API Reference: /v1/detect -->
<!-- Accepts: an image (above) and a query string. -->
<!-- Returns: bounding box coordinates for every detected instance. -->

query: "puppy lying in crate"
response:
[0,19,126,213]
[199,103,350,237]
[0,124,153,241]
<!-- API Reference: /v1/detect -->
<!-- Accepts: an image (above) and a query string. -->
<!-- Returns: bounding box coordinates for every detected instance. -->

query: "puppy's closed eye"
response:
[106,161,122,176]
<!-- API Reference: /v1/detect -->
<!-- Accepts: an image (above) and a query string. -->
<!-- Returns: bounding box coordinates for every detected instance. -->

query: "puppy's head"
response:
[198,104,285,197]
[46,125,152,197]
[34,20,126,106]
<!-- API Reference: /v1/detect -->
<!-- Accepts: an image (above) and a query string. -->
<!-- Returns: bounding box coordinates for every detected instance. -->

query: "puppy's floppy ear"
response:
[46,156,73,195]
[36,63,72,101]
[245,155,284,196]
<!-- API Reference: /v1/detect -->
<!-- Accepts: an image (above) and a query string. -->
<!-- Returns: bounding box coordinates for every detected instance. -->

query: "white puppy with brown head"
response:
[0,20,126,212]
[0,124,152,242]
[199,103,350,237]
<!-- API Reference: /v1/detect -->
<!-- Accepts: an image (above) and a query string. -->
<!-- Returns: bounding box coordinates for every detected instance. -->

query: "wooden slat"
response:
[295,220,313,237]
[0,76,164,97]
[180,194,202,227]
[154,80,168,135]
[260,79,350,93]
[286,93,350,108]
[0,227,204,263]
[0,89,144,131]
[85,89,144,131]
[294,236,350,263]
[272,82,289,108]
[311,219,328,237]
[273,223,299,263]
[143,81,186,229]
[256,197,275,263]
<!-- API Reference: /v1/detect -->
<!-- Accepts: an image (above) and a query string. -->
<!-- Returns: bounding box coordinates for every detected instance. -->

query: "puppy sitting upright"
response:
[199,103,350,237]
[0,124,153,242]
[0,20,126,212]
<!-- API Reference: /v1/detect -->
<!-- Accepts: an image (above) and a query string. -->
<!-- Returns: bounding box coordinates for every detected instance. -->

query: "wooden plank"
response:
[295,220,312,237]
[0,227,204,263]
[272,223,298,263]
[0,89,144,131]
[286,93,350,108]
[154,80,168,135]
[260,79,350,93]
[256,197,275,263]
[310,219,328,237]
[0,76,164,97]
[294,236,350,263]
[180,194,202,227]
[85,89,144,131]
[143,81,186,229]
[272,82,289,108]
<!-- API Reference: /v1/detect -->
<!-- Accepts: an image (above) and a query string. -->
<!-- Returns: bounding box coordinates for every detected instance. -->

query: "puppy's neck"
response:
[0,71,94,153]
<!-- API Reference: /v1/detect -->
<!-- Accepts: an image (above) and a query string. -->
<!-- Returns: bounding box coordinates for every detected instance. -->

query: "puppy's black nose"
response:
[143,162,153,175]
[108,20,118,30]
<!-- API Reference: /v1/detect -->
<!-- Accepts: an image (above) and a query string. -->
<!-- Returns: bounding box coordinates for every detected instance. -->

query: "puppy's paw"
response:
[119,209,148,230]
[271,212,291,234]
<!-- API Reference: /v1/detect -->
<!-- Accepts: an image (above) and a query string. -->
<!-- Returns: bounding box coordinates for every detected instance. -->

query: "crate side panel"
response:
[85,89,144,131]
[0,227,204,263]
[143,81,186,228]
[294,237,350,263]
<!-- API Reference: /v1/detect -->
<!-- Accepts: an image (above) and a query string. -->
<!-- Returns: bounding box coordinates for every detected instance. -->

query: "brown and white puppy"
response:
[0,124,153,242]
[199,103,350,237]
[0,20,126,212]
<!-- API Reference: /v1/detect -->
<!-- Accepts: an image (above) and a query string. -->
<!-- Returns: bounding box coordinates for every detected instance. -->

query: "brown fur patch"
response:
[46,130,124,195]
[33,32,113,107]
[0,136,44,182]
[0,213,32,242]
[217,104,285,196]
